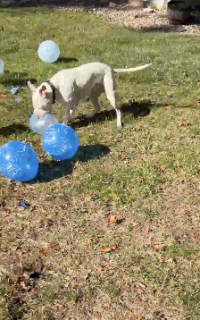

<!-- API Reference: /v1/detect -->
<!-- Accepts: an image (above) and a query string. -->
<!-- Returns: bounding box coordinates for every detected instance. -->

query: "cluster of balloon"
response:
[42,124,79,161]
[0,38,80,183]
[38,40,60,63]
[0,141,38,182]
[30,112,58,135]
[0,124,79,182]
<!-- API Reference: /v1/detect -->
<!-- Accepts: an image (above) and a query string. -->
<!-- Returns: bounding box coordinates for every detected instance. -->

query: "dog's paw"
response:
[117,122,123,128]
[85,113,96,119]
[62,121,72,126]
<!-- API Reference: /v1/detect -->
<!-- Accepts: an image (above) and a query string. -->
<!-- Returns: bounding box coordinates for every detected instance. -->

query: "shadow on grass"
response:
[55,57,78,64]
[0,123,31,136]
[0,0,122,10]
[0,72,37,86]
[71,99,153,129]
[3,78,37,86]
[0,7,38,15]
[140,25,187,33]
[35,144,110,183]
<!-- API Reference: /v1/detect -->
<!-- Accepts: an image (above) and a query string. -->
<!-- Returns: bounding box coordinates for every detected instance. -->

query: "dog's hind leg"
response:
[85,94,101,119]
[104,69,122,127]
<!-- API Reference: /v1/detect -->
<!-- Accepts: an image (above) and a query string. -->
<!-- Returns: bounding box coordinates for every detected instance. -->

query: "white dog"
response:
[28,62,151,127]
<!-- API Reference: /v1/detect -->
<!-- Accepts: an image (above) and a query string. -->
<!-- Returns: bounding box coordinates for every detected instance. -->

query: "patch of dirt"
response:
[93,7,200,35]
[2,0,200,34]
[55,3,200,35]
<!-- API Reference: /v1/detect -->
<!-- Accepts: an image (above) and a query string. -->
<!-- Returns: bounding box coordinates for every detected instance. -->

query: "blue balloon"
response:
[42,124,79,161]
[38,40,60,63]
[0,141,39,182]
[30,112,58,135]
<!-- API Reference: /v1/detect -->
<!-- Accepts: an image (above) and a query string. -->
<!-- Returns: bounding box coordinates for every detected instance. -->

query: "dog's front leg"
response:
[62,110,73,124]
[62,103,75,125]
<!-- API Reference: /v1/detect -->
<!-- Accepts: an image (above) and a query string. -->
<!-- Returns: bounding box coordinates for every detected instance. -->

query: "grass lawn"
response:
[1,6,200,320]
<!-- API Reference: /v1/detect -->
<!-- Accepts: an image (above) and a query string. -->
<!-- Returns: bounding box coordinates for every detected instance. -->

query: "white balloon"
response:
[0,58,4,74]
[30,112,58,135]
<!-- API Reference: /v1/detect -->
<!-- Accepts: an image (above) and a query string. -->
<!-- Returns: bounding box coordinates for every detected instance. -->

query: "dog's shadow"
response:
[34,144,110,183]
[55,57,78,64]
[72,99,154,128]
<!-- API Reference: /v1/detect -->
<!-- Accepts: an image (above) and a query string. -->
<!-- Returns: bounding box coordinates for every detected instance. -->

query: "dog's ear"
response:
[39,85,47,97]
[27,81,36,93]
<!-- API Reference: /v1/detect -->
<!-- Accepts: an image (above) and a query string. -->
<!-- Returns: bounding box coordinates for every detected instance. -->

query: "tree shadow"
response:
[33,144,110,183]
[0,123,31,136]
[0,0,122,9]
[140,25,187,33]
[71,99,153,129]
[0,7,38,15]
[0,72,37,86]
[139,15,199,33]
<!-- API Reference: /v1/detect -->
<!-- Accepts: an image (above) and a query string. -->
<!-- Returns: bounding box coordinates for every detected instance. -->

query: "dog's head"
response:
[27,81,53,118]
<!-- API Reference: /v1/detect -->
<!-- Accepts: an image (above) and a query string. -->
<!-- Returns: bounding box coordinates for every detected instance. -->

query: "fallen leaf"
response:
[176,167,186,177]
[49,242,59,249]
[83,237,92,245]
[151,243,166,251]
[131,221,138,227]
[0,94,6,99]
[40,248,50,254]
[20,281,28,291]
[178,120,191,127]
[165,258,175,264]
[180,208,191,215]
[112,193,118,200]
[159,165,166,172]
[131,316,143,320]
[97,263,111,273]
[142,221,149,234]
[83,273,90,280]
[110,215,117,223]
[109,214,124,224]
[84,194,92,201]
[8,276,19,284]
[23,272,29,280]
[192,231,200,242]
[119,153,126,161]
[100,247,112,253]
[135,282,146,290]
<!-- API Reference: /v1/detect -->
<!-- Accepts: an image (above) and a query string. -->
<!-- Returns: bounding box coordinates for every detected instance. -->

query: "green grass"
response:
[1,6,200,320]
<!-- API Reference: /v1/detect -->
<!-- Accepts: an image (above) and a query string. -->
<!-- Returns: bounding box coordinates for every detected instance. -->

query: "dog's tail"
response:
[114,63,151,73]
